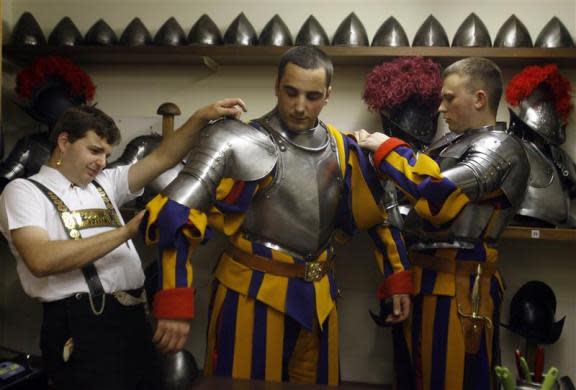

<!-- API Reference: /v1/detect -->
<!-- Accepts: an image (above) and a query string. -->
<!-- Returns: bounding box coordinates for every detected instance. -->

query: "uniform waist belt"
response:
[410,252,497,277]
[225,246,334,282]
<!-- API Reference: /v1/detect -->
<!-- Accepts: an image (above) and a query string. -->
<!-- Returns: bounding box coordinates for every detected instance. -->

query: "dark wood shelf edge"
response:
[4,45,576,67]
[502,226,576,241]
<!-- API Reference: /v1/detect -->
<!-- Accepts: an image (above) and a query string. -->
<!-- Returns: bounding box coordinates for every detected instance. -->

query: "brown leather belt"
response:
[225,246,334,282]
[410,252,497,277]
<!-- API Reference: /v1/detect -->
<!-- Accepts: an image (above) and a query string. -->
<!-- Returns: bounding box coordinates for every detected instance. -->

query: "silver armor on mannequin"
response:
[517,140,573,226]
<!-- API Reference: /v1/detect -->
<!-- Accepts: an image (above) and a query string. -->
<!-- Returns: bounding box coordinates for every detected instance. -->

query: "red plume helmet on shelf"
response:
[506,64,573,145]
[15,56,95,128]
[362,56,442,147]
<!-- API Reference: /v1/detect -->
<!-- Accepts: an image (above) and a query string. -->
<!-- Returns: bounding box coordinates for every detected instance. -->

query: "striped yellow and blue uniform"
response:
[144,125,412,385]
[373,138,506,390]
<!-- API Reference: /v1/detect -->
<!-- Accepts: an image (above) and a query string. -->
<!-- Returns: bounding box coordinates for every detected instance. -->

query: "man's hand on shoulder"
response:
[153,318,191,354]
[194,98,248,125]
[353,129,390,152]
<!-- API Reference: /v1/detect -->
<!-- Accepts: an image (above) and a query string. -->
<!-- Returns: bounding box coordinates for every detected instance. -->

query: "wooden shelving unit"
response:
[4,45,576,67]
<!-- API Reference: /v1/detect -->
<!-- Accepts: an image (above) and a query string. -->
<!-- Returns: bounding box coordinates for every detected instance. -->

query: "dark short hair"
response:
[277,46,333,87]
[443,57,503,115]
[50,105,121,146]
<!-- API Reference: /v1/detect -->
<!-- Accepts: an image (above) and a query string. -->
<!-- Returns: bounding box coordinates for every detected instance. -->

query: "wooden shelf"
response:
[502,226,576,241]
[4,45,576,67]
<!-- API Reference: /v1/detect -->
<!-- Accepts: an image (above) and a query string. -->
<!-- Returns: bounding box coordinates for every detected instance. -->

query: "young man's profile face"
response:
[438,73,478,134]
[275,63,331,133]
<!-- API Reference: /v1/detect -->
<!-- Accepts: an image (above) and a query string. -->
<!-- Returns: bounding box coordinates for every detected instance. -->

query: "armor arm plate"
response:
[441,149,510,202]
[441,133,529,207]
[162,118,278,210]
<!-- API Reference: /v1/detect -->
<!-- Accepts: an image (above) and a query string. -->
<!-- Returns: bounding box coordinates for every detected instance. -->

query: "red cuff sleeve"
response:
[377,270,413,300]
[373,137,409,168]
[153,287,196,319]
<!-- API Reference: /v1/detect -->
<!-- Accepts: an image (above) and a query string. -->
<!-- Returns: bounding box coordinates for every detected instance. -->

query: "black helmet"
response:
[502,281,565,344]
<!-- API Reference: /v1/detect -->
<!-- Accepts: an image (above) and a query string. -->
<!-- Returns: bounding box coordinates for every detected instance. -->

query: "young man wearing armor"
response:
[0,99,245,389]
[143,46,412,385]
[356,57,530,389]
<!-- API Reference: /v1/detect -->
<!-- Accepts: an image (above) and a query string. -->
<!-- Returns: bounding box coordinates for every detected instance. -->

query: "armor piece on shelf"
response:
[10,12,46,46]
[452,13,492,47]
[332,12,369,46]
[494,14,533,48]
[108,134,161,168]
[154,17,186,46]
[0,133,52,192]
[84,19,118,46]
[515,137,572,226]
[550,146,576,195]
[518,88,565,145]
[223,13,258,46]
[259,15,293,47]
[506,64,572,146]
[412,15,450,47]
[26,80,85,128]
[48,17,83,46]
[502,281,565,345]
[188,14,222,46]
[108,134,184,204]
[120,17,152,46]
[295,15,329,46]
[371,17,409,47]
[508,106,576,227]
[242,111,341,259]
[162,118,277,211]
[535,17,575,48]
[363,56,442,148]
[15,57,95,128]
[381,105,439,147]
[406,124,529,248]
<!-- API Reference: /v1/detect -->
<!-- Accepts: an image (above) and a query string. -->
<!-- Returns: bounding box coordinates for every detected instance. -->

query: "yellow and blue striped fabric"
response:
[375,139,507,390]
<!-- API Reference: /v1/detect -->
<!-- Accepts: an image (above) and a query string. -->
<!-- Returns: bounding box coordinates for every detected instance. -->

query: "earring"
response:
[56,152,63,166]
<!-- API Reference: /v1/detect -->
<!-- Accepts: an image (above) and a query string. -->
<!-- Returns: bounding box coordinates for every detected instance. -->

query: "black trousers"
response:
[41,292,160,390]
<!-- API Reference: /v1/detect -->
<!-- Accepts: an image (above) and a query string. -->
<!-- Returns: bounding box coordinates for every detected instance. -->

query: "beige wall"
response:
[1,0,575,384]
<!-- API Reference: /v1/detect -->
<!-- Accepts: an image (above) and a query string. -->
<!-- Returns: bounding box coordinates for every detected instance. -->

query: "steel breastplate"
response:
[517,141,571,226]
[242,116,341,260]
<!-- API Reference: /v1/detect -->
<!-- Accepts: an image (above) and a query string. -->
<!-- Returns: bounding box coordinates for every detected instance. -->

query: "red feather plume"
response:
[506,64,573,122]
[362,56,442,112]
[16,56,95,102]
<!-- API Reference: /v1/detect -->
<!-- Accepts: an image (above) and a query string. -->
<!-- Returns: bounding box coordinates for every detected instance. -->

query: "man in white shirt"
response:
[0,99,245,390]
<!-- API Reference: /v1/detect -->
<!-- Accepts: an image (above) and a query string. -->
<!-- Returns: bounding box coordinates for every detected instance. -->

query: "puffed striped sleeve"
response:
[373,137,470,226]
[143,178,259,319]
[328,126,413,299]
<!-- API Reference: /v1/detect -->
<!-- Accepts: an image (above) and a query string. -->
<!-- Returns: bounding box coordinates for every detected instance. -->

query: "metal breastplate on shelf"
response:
[241,112,341,260]
[517,140,571,226]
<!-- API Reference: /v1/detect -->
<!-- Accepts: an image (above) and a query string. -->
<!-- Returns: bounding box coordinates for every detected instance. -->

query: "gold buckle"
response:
[304,262,324,282]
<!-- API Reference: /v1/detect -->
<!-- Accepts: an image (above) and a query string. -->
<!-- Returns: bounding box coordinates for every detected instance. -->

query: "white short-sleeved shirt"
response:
[0,165,145,302]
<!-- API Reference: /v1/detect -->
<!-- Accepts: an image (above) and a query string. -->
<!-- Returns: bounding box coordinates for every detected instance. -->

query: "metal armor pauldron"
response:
[407,125,530,247]
[161,119,278,211]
